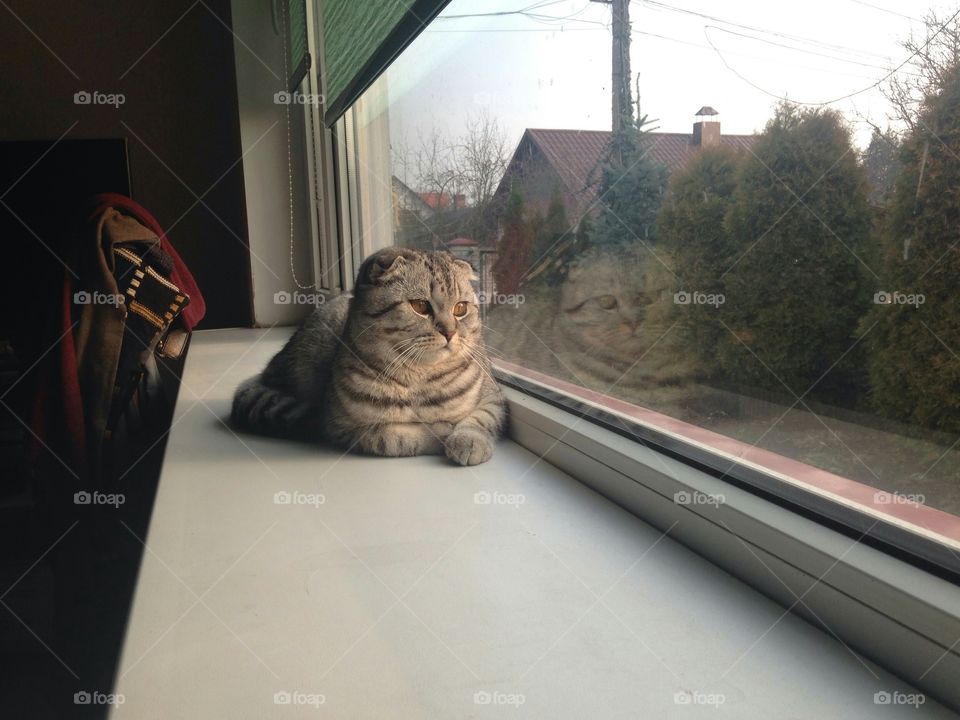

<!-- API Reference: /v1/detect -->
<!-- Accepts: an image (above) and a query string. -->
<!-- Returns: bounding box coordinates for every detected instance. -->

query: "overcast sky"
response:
[373,0,956,158]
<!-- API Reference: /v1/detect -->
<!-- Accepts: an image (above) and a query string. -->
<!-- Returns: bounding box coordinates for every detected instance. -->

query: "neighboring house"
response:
[392,176,434,221]
[419,191,467,210]
[392,177,492,252]
[493,107,756,227]
[443,236,478,260]
[392,176,439,250]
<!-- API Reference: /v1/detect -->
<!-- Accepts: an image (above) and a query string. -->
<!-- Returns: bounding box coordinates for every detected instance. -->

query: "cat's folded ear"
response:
[453,258,478,282]
[357,248,418,286]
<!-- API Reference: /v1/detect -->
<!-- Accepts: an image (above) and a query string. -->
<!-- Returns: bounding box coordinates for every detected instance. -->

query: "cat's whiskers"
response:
[460,339,498,388]
[474,342,504,359]
[391,337,420,353]
[378,341,424,382]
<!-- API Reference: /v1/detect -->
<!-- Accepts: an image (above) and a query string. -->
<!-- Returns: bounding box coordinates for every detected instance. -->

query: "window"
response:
[326,0,960,573]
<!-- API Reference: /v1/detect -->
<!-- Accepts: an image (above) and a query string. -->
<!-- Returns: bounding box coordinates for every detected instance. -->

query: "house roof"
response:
[512,127,755,220]
[392,176,433,215]
[524,129,611,217]
[419,191,465,210]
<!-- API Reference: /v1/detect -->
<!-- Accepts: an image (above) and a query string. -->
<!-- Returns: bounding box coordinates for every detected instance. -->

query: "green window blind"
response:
[287,0,310,93]
[319,0,451,126]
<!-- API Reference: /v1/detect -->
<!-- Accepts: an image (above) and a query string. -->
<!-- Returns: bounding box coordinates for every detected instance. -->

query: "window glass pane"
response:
[344,0,960,536]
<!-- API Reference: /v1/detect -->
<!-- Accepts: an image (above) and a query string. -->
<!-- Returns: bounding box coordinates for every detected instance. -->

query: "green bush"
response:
[718,103,871,397]
[656,146,741,370]
[865,65,960,432]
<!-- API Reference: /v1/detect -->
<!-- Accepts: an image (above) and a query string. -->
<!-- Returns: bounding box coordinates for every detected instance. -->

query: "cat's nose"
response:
[439,327,456,342]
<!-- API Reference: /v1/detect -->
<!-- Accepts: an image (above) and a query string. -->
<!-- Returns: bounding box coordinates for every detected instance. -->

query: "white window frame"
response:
[504,383,960,710]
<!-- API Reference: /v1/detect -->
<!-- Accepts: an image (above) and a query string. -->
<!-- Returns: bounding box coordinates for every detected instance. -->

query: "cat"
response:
[487,245,706,416]
[232,247,505,466]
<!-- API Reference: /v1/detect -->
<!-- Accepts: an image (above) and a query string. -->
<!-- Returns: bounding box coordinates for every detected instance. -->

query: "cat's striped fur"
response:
[231,248,504,465]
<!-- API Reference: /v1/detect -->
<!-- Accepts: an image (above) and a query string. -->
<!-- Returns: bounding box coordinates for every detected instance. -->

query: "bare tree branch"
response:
[884,10,960,135]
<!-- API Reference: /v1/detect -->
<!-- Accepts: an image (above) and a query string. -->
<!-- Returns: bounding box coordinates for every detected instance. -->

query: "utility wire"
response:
[847,0,922,23]
[635,0,896,62]
[432,0,929,84]
[441,0,909,71]
[706,25,921,75]
[702,6,960,106]
[633,29,880,79]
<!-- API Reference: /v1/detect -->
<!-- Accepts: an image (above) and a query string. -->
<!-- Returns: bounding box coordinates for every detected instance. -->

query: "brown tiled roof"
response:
[525,129,611,214]
[523,127,755,219]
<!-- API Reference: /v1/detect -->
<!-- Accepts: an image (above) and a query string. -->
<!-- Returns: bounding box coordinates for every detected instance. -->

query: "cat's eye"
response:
[596,295,618,310]
[409,299,431,315]
[453,301,469,318]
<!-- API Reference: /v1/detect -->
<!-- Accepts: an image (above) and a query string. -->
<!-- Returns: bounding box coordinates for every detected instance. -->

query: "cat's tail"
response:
[231,376,313,438]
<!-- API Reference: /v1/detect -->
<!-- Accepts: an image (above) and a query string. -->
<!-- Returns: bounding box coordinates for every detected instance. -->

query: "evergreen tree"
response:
[531,189,569,259]
[525,188,571,286]
[588,114,669,249]
[862,128,902,208]
[719,103,871,396]
[865,64,960,432]
[656,146,741,368]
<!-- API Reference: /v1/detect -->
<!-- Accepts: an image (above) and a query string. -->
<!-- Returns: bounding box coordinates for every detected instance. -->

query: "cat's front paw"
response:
[372,431,420,457]
[444,427,494,466]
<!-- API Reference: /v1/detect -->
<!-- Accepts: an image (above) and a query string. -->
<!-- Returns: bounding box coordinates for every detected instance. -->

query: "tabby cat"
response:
[232,248,504,466]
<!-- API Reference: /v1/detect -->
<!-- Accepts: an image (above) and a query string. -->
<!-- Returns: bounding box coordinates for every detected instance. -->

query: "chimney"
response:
[692,106,720,148]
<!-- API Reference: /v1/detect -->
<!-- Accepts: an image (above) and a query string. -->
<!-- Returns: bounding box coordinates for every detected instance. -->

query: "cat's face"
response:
[351,248,482,368]
[557,248,673,362]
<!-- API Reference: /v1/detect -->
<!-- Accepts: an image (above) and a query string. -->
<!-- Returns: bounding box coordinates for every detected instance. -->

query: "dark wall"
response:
[0,0,253,329]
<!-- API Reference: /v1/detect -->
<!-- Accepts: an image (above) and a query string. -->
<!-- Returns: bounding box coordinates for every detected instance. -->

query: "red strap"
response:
[88,193,206,329]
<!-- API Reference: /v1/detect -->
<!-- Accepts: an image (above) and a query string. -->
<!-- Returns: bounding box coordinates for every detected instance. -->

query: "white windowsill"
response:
[109,327,956,718]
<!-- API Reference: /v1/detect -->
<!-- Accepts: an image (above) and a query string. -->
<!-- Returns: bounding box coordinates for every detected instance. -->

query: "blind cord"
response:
[280,0,317,291]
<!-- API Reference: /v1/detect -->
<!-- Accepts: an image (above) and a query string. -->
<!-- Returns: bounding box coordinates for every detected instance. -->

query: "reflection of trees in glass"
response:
[718,103,870,398]
[866,62,960,434]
